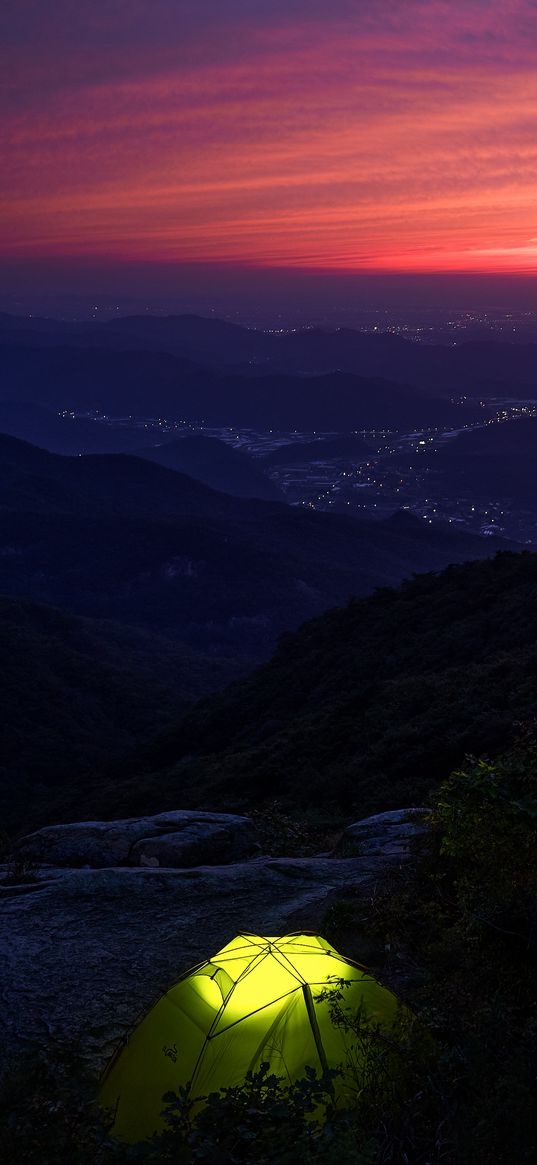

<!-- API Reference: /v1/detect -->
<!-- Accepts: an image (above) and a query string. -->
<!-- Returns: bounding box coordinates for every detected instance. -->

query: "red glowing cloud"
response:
[2,1,537,275]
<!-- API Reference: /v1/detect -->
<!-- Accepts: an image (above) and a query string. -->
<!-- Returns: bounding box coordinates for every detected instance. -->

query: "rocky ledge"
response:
[1,807,430,1073]
[14,810,256,869]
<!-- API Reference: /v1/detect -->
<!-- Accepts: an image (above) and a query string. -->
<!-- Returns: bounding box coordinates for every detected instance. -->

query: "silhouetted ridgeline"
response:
[80,550,537,822]
[0,342,480,429]
[2,310,537,397]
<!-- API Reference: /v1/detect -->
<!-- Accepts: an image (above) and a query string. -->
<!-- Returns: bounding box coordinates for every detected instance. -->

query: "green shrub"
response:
[342,742,537,1163]
[434,747,537,944]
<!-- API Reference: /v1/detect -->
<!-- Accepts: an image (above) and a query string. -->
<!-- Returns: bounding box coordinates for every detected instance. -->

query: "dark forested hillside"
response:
[0,597,241,831]
[0,434,510,658]
[102,551,537,821]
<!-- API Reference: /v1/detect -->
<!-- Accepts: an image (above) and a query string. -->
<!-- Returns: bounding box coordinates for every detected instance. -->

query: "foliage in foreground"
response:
[323,737,537,1163]
[1,997,429,1164]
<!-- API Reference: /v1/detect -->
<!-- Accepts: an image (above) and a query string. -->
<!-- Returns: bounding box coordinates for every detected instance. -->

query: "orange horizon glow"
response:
[3,3,537,278]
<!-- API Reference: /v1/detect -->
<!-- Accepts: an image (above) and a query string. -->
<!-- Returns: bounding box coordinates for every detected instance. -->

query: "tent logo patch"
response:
[162,1043,178,1063]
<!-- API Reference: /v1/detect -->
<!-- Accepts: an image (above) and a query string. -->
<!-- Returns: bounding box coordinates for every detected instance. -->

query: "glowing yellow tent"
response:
[99,932,399,1143]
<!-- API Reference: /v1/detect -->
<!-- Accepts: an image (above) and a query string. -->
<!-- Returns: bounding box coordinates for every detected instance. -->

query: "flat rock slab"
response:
[0,809,428,1076]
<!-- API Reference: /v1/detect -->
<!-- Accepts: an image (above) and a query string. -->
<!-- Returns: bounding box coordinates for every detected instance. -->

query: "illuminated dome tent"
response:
[99,932,399,1143]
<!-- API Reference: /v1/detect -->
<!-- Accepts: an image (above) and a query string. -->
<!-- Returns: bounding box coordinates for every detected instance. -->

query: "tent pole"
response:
[302,984,329,1076]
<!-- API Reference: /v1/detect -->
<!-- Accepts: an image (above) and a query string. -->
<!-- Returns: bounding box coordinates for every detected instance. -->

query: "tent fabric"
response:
[99,932,399,1143]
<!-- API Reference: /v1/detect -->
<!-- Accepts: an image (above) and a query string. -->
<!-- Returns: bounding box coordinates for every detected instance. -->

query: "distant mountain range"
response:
[0,340,482,430]
[0,434,512,661]
[2,310,537,400]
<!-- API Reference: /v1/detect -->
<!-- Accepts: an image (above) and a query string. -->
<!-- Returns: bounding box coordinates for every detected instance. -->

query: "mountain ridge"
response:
[2,311,537,399]
[0,340,481,428]
[94,550,537,823]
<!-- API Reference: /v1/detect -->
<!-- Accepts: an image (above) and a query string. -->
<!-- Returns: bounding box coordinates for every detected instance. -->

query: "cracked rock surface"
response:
[1,808,429,1075]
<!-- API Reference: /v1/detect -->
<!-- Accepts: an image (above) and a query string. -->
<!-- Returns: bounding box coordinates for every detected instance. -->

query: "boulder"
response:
[130,821,257,868]
[335,808,431,857]
[16,811,256,869]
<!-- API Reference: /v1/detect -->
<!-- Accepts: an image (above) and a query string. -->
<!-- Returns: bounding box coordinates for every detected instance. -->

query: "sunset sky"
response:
[2,0,537,299]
